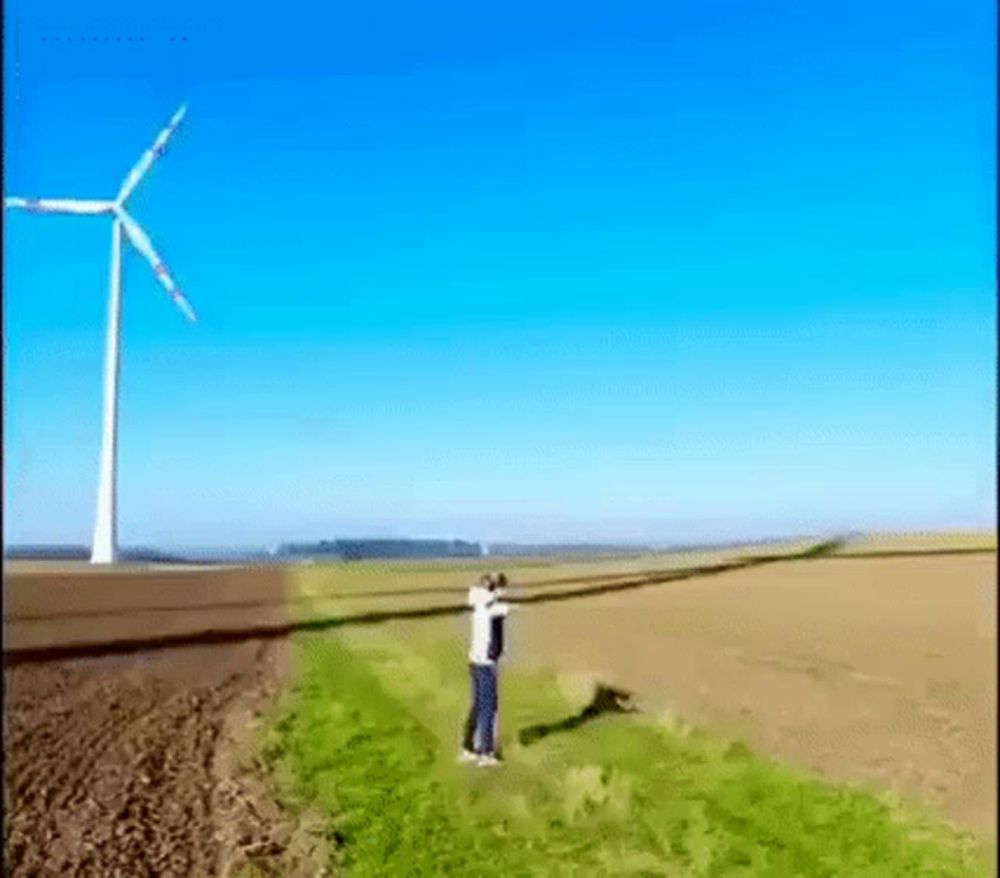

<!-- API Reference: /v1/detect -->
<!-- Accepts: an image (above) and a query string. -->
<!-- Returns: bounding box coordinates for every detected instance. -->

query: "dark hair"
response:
[495,572,508,589]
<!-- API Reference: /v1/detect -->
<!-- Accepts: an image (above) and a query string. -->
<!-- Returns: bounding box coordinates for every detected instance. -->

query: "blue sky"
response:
[3,0,995,547]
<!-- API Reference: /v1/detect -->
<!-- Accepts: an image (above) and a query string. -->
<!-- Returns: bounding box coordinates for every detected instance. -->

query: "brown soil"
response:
[2,566,319,878]
[3,565,292,654]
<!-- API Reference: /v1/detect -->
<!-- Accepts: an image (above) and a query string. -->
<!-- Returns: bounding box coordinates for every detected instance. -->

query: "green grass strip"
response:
[258,629,988,877]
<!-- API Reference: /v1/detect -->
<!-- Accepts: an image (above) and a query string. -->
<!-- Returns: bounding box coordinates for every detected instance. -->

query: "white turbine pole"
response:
[91,218,123,564]
[5,104,193,566]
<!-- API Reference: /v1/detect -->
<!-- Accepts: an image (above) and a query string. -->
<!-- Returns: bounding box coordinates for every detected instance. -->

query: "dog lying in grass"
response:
[518,683,637,746]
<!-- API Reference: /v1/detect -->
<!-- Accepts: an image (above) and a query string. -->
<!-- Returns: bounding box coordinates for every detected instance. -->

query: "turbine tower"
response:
[5,105,196,564]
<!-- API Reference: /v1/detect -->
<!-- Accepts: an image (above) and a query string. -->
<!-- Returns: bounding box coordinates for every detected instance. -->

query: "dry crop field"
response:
[3,532,996,874]
[290,533,996,842]
[512,547,997,840]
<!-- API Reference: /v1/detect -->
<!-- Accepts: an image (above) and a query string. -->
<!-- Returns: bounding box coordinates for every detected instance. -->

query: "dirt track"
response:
[3,567,299,878]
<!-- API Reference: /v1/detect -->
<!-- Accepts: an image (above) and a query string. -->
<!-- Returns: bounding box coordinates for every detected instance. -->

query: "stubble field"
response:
[3,533,996,875]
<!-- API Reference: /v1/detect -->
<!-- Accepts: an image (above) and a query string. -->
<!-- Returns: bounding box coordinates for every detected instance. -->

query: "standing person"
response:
[459,572,510,767]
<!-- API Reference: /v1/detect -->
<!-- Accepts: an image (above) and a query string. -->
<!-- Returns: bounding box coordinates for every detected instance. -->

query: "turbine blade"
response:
[5,197,115,215]
[116,104,187,204]
[117,210,197,322]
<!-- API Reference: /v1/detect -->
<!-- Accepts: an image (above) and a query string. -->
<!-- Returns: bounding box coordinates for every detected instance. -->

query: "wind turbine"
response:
[5,104,197,564]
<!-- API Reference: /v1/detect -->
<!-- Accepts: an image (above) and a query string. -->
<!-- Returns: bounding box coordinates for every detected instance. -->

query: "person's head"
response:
[479,572,494,590]
[482,572,504,593]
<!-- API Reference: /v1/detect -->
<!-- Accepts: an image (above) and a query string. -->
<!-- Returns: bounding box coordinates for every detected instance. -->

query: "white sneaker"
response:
[457,750,478,764]
[476,754,501,768]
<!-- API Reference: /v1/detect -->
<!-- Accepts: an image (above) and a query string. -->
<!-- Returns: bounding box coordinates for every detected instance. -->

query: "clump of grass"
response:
[259,631,988,876]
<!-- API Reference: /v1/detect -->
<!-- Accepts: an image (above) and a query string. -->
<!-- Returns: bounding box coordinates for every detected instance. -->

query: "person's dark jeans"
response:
[462,662,498,754]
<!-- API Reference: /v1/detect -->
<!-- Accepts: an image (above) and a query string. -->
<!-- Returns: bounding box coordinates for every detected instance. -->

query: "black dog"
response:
[518,683,637,746]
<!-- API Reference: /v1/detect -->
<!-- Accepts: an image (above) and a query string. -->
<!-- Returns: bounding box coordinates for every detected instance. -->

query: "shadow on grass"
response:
[518,684,638,746]
[0,539,863,665]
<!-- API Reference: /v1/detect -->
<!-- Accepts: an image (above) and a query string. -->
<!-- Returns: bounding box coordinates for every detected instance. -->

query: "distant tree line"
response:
[4,544,92,560]
[276,539,484,561]
[487,543,651,557]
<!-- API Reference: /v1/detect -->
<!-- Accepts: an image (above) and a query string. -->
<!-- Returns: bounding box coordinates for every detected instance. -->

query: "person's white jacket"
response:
[467,585,509,665]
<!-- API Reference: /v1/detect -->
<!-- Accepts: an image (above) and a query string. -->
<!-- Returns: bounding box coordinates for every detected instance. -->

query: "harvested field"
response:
[280,535,997,843]
[277,538,995,874]
[3,538,995,873]
[512,551,998,842]
[290,538,997,844]
[2,566,303,878]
